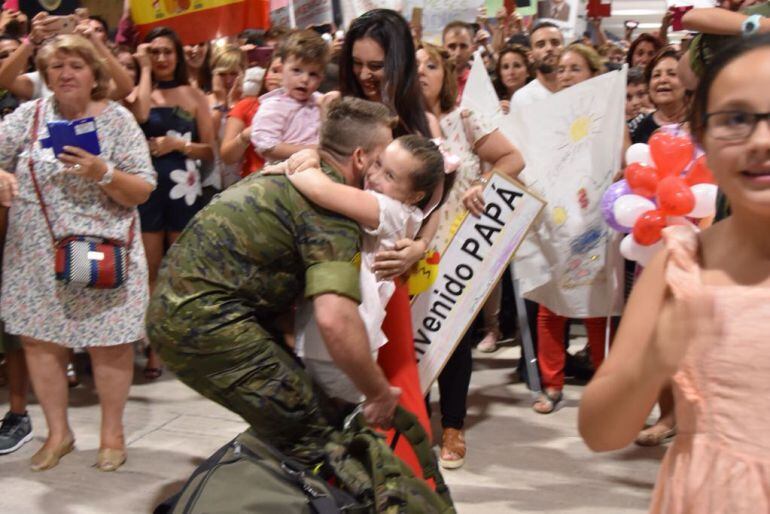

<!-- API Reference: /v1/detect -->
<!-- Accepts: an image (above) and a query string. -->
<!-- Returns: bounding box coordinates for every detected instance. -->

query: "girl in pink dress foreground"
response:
[579,34,770,514]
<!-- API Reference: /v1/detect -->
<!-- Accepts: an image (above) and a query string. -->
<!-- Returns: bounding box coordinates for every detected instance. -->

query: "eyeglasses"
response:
[705,110,770,141]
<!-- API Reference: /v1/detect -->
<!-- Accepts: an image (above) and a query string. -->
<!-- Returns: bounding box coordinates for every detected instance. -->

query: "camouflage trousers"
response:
[152,319,340,465]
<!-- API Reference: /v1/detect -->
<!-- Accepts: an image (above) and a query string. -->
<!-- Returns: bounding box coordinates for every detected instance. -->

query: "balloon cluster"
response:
[601,132,718,266]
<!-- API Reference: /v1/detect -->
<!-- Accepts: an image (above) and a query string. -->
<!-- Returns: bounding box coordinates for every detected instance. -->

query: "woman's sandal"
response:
[635,424,677,447]
[532,390,564,414]
[95,447,127,472]
[439,428,466,469]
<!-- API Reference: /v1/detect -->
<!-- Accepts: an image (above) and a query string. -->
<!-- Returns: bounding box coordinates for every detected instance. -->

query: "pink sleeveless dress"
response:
[649,225,770,514]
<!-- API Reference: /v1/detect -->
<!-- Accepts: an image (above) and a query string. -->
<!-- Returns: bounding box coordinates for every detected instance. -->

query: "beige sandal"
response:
[439,428,466,469]
[635,425,677,447]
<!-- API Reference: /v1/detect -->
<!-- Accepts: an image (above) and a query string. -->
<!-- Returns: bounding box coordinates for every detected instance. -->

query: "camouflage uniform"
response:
[146,163,361,463]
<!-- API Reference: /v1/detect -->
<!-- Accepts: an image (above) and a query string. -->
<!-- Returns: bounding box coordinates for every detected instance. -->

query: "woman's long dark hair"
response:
[626,33,663,67]
[493,45,532,100]
[143,26,189,86]
[339,9,431,138]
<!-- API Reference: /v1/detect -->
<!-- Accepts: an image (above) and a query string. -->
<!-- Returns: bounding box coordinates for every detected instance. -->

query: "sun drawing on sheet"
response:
[554,95,604,161]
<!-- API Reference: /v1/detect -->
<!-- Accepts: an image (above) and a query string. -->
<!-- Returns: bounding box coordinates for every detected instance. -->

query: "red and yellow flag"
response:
[130,0,270,45]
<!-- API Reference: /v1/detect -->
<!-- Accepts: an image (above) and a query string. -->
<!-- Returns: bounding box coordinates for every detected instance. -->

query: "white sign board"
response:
[412,173,545,393]
[271,0,333,28]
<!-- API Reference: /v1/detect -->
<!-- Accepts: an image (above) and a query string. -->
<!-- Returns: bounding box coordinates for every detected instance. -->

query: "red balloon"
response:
[649,132,695,178]
[685,156,716,186]
[633,209,667,246]
[657,176,696,216]
[625,162,660,198]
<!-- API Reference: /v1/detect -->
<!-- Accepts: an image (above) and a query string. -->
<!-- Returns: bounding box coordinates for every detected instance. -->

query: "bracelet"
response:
[182,141,192,156]
[97,161,115,186]
[742,14,763,37]
[473,176,490,187]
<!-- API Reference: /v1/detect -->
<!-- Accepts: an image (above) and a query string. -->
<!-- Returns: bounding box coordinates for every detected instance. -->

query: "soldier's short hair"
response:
[320,97,396,160]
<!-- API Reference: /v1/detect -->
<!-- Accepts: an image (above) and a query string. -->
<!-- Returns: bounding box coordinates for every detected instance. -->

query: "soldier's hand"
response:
[363,386,401,428]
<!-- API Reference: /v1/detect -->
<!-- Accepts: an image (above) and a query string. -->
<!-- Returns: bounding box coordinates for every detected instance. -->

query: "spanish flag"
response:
[130,0,269,45]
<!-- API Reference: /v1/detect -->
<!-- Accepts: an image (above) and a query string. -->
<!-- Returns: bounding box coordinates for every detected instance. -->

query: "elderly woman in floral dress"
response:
[0,34,155,472]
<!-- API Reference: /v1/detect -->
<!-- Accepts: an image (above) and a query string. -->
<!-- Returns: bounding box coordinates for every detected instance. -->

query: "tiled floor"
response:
[0,343,663,513]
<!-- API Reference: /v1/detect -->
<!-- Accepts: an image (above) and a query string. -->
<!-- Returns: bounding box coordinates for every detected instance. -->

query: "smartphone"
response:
[624,20,639,30]
[47,15,77,36]
[411,7,423,27]
[247,46,274,68]
[311,23,332,35]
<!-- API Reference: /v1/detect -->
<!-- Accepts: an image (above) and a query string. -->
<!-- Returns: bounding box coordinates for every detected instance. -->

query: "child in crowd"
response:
[625,66,649,124]
[279,136,454,403]
[250,30,327,164]
[580,35,770,513]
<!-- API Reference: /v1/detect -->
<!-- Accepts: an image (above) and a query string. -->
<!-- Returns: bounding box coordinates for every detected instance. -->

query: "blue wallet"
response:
[40,117,101,156]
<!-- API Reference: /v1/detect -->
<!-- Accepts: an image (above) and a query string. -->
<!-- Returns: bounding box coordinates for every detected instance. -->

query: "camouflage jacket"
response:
[146,162,362,344]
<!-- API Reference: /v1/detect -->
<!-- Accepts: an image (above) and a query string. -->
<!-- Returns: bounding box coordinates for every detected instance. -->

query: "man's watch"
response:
[742,14,763,38]
[98,161,115,186]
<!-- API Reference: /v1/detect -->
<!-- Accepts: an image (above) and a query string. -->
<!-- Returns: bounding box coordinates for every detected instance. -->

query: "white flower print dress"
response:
[0,98,157,347]
[432,108,496,253]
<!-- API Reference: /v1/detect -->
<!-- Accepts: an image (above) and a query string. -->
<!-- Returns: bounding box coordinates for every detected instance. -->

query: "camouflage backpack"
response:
[158,407,455,514]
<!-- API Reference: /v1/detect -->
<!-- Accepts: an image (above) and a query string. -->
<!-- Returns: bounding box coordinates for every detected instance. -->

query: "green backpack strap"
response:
[390,407,454,507]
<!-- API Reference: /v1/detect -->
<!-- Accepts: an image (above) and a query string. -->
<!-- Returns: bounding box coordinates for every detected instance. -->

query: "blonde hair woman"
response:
[207,45,246,189]
[0,34,156,471]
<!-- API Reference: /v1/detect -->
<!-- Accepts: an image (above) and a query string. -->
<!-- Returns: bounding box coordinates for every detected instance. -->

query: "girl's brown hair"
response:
[398,135,455,211]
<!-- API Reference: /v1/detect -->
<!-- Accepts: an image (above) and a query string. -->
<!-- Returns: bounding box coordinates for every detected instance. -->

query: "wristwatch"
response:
[98,161,115,186]
[742,14,763,37]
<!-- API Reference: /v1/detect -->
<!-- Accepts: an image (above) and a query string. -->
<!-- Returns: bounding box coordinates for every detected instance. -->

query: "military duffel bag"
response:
[154,406,454,514]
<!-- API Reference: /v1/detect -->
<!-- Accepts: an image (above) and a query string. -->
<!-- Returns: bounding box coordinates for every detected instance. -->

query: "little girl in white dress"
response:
[288,135,455,403]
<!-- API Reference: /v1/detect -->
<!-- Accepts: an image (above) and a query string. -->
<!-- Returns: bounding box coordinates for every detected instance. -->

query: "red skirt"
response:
[378,279,433,484]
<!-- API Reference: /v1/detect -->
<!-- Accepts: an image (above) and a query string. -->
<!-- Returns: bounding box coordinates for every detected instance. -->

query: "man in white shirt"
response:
[511,21,564,108]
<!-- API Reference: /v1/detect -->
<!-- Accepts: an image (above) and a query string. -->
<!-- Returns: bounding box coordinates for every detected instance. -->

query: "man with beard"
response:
[146,97,401,464]
[511,21,564,108]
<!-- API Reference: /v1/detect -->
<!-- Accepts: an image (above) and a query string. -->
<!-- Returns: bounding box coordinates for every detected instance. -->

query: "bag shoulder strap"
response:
[26,99,136,247]
[391,406,453,504]
[27,99,57,245]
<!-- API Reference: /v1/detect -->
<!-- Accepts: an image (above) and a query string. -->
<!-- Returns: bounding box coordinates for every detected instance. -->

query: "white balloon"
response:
[688,184,718,218]
[625,143,651,166]
[620,234,665,267]
[613,194,657,228]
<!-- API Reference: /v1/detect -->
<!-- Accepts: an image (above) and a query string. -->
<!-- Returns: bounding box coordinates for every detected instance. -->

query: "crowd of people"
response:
[0,1,767,512]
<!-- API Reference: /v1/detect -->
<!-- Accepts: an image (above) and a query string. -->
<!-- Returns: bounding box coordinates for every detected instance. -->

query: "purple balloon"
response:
[601,179,633,233]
